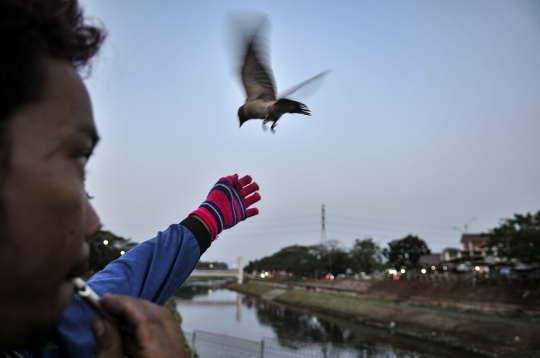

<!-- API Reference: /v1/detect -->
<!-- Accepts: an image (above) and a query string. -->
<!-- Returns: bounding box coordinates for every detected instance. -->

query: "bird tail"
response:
[275,98,311,116]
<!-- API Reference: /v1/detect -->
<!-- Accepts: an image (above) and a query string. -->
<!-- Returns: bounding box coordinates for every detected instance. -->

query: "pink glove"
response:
[189,174,261,240]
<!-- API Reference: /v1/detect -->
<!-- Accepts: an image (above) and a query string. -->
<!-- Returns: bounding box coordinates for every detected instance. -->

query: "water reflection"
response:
[177,283,485,358]
[175,280,229,300]
[253,296,490,357]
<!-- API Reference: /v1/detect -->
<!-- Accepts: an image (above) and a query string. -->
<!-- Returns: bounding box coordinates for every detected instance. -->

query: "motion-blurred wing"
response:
[241,33,277,101]
[278,70,330,99]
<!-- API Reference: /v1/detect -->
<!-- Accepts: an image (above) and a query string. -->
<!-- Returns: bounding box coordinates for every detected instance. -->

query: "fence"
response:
[185,330,370,358]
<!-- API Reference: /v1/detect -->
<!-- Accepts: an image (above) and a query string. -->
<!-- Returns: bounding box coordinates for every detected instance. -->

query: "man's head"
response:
[0,0,105,349]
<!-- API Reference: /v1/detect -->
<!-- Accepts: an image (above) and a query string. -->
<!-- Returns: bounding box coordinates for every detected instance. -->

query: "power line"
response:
[328,213,453,230]
[102,211,464,241]
[107,218,453,233]
[105,220,456,238]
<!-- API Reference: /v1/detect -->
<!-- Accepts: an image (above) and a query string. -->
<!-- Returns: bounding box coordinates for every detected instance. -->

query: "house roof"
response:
[418,253,442,265]
[460,233,486,243]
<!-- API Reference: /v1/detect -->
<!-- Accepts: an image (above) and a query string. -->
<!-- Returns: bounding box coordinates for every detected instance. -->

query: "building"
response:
[460,233,487,253]
[442,247,462,261]
[418,234,493,271]
[418,253,442,267]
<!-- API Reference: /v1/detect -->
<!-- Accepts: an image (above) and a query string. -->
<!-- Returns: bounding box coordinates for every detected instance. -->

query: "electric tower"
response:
[320,204,326,245]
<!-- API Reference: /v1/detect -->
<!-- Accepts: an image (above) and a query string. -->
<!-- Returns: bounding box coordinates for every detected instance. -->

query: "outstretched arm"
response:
[50,174,260,358]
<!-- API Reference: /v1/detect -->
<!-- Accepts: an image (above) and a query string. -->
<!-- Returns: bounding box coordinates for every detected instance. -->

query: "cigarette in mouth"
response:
[71,277,116,322]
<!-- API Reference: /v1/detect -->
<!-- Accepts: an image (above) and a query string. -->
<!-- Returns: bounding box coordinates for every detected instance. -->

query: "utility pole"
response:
[320,204,326,245]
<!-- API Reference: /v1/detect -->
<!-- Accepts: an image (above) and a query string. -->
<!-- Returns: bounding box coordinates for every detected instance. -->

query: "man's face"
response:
[0,58,101,348]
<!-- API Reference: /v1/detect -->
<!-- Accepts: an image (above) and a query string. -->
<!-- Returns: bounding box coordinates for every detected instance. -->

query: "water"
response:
[176,281,485,358]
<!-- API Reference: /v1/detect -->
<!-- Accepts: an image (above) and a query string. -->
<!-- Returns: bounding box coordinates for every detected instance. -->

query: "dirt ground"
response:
[365,280,540,307]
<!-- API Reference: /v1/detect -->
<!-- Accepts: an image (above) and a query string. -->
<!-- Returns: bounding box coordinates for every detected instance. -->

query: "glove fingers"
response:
[219,174,239,187]
[240,182,259,198]
[245,207,259,218]
[237,175,252,188]
[244,192,261,207]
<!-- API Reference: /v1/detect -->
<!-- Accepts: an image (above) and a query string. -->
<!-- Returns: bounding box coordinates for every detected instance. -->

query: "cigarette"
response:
[71,277,116,322]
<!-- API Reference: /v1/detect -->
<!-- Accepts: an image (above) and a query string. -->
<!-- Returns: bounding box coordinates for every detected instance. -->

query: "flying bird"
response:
[236,17,329,133]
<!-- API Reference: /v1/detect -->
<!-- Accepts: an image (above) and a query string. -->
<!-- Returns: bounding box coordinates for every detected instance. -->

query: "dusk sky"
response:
[80,0,540,268]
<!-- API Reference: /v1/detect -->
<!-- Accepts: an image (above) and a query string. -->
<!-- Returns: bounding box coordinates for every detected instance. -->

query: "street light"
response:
[454,217,477,234]
[464,217,477,233]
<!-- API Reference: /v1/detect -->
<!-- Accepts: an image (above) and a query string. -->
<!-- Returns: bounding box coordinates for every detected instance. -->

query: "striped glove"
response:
[189,174,261,241]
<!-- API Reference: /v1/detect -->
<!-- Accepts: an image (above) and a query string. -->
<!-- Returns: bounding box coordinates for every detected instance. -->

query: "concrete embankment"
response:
[225,280,540,358]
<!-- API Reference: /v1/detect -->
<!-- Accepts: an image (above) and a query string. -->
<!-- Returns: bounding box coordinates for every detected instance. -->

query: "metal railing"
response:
[185,330,367,358]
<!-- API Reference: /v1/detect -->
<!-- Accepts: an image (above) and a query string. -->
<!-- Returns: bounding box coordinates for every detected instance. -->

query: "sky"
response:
[80,0,540,268]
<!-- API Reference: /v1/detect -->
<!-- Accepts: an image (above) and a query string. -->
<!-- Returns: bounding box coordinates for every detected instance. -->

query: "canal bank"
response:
[224,280,540,358]
[175,283,489,357]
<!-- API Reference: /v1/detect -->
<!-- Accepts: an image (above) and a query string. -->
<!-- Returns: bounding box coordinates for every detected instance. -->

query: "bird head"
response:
[238,106,249,127]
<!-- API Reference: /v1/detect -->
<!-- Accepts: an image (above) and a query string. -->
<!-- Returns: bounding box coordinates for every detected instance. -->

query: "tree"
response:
[316,239,351,275]
[88,230,137,276]
[383,234,430,269]
[245,244,323,278]
[321,240,350,275]
[484,210,540,265]
[244,241,357,278]
[349,238,384,274]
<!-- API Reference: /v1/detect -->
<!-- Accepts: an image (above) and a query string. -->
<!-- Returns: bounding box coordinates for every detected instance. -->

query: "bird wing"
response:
[272,98,310,116]
[278,70,330,99]
[241,34,277,101]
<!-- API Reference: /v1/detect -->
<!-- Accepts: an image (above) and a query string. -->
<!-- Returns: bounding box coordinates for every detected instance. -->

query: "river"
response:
[176,280,486,358]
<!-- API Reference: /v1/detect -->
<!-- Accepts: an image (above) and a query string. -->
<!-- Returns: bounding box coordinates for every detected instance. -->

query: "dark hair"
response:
[0,0,106,125]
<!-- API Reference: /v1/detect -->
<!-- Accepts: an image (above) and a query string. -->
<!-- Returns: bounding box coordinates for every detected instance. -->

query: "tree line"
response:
[245,210,540,277]
[483,210,540,266]
[244,234,430,278]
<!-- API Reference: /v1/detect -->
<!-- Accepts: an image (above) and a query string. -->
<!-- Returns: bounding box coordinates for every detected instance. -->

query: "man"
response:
[0,1,261,357]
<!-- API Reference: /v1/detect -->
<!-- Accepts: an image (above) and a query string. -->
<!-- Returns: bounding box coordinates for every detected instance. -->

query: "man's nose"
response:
[85,201,102,241]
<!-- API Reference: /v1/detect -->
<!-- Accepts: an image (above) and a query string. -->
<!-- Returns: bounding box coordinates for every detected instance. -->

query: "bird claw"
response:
[271,123,277,133]
[262,122,268,131]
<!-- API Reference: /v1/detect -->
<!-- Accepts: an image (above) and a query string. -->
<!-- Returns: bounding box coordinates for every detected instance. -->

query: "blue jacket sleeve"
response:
[49,218,211,358]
